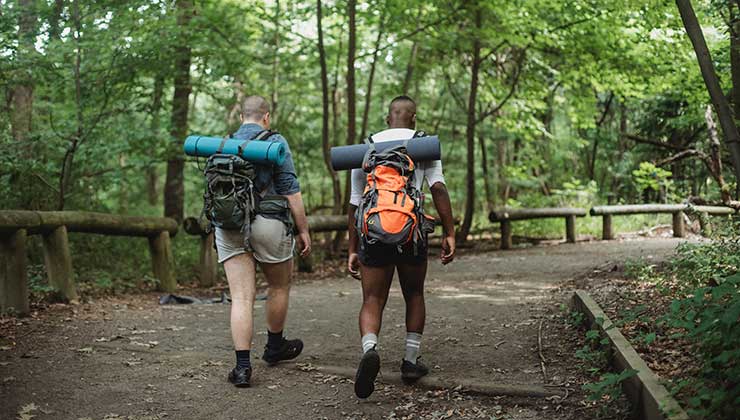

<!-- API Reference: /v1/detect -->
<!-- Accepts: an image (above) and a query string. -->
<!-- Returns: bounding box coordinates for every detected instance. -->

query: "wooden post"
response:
[149,231,176,292]
[565,215,576,243]
[198,232,217,287]
[672,211,686,238]
[602,214,614,240]
[500,220,512,250]
[42,226,78,303]
[699,212,710,236]
[1,229,29,316]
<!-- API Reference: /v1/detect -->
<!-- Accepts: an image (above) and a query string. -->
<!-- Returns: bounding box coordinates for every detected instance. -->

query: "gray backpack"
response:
[202,130,275,236]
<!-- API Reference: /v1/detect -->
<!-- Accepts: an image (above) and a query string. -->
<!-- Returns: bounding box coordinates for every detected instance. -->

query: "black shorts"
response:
[358,238,428,267]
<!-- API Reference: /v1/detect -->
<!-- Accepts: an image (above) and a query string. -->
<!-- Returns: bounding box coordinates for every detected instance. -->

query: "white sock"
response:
[404,332,422,363]
[361,333,377,354]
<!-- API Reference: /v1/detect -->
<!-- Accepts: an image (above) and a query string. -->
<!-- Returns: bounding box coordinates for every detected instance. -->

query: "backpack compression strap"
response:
[236,130,279,157]
[413,130,426,138]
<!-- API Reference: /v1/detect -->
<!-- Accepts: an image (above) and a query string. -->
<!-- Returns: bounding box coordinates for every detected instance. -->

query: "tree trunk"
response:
[359,14,385,142]
[10,0,36,144]
[317,0,341,214]
[148,74,165,206]
[677,0,740,196]
[731,5,740,121]
[402,41,418,94]
[478,128,493,212]
[164,0,194,223]
[342,0,357,216]
[458,9,482,243]
[271,0,280,124]
[706,105,732,203]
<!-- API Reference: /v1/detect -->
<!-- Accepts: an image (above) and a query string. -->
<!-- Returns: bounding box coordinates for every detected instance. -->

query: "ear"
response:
[412,113,417,122]
[385,114,391,126]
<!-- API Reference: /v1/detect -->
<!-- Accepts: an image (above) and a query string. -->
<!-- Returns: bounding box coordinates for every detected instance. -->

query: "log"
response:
[0,210,178,237]
[672,211,686,238]
[308,214,347,232]
[199,233,217,287]
[149,231,176,292]
[565,215,576,243]
[602,214,614,240]
[41,226,78,303]
[1,229,29,316]
[489,207,587,222]
[500,220,512,250]
[590,204,736,216]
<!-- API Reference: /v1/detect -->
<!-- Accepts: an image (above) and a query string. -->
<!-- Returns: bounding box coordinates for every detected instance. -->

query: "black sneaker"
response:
[400,358,429,384]
[261,338,304,366]
[354,348,380,399]
[228,366,252,387]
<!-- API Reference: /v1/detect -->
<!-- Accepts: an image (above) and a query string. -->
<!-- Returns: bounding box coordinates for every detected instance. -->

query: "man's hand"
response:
[297,231,311,257]
[348,252,361,280]
[441,235,455,265]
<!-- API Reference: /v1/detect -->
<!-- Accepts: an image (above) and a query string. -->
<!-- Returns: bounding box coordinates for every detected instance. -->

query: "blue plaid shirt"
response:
[232,123,301,196]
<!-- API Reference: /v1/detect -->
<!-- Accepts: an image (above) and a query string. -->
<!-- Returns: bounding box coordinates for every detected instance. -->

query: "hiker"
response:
[210,95,311,387]
[347,95,456,398]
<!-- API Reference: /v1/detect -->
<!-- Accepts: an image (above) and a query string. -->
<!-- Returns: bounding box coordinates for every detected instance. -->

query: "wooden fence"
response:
[488,208,588,250]
[0,211,178,316]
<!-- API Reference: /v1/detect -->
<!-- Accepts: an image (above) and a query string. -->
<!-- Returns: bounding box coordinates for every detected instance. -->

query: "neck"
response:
[242,120,266,129]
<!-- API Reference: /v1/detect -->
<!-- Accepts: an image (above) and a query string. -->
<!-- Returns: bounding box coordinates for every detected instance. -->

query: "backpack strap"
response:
[253,130,277,141]
[413,130,426,138]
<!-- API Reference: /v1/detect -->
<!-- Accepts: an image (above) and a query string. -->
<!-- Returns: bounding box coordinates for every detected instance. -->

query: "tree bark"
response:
[148,74,165,206]
[359,14,385,142]
[164,0,194,223]
[402,41,418,94]
[478,127,493,212]
[458,9,482,243]
[342,0,357,216]
[10,0,36,144]
[731,5,740,120]
[677,0,740,196]
[271,0,280,124]
[706,105,732,203]
[317,0,341,214]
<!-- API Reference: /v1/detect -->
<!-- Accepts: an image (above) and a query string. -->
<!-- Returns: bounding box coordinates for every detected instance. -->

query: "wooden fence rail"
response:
[0,211,178,316]
[590,204,736,240]
[488,208,588,250]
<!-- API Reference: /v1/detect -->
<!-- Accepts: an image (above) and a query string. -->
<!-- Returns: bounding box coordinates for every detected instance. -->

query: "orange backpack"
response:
[355,133,433,253]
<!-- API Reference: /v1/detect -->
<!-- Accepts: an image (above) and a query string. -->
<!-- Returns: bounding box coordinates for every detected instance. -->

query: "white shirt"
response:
[349,128,446,207]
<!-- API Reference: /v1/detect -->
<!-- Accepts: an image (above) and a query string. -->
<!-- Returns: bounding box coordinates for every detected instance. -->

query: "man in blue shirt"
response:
[214,95,311,387]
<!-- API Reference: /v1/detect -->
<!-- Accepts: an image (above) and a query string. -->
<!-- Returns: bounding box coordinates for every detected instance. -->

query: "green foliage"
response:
[632,162,674,198]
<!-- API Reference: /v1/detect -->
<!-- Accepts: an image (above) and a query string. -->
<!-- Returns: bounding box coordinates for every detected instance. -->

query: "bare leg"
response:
[223,253,257,350]
[259,258,293,333]
[397,260,427,334]
[359,264,396,336]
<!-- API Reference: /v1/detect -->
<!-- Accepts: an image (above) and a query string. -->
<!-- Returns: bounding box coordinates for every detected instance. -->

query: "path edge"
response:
[571,290,689,420]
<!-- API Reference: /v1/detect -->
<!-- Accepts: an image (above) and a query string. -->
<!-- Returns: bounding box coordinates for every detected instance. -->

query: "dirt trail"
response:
[1,238,682,420]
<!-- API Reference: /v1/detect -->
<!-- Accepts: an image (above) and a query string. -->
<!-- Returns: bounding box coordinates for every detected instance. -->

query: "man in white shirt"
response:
[347,96,456,398]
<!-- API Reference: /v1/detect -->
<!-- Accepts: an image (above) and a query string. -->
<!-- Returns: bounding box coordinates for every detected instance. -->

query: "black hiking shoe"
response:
[261,338,304,366]
[228,366,252,387]
[354,348,381,399]
[401,358,429,384]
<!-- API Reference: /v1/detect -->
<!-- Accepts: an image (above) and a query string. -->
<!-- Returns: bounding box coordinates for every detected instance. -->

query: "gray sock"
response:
[404,332,422,363]
[361,333,378,354]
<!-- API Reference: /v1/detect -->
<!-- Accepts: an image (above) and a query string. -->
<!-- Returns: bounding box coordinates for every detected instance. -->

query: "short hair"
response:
[389,95,416,111]
[241,95,270,121]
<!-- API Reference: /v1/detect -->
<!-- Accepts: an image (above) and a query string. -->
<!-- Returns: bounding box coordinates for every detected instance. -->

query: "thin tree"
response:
[317,0,341,214]
[677,0,740,198]
[342,0,357,215]
[164,0,194,222]
[10,0,36,144]
[359,12,386,141]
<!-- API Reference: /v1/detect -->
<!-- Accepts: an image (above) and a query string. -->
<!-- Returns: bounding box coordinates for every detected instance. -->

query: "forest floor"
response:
[0,237,686,420]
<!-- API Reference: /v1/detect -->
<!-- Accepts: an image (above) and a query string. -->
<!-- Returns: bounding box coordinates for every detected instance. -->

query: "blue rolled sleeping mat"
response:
[183,135,287,166]
[330,135,441,171]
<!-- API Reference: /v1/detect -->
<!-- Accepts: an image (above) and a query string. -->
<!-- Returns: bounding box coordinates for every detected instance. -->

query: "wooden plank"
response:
[500,220,512,250]
[591,204,736,216]
[149,231,176,292]
[198,233,217,287]
[42,226,78,303]
[565,215,576,243]
[489,207,587,222]
[572,291,689,420]
[0,229,29,316]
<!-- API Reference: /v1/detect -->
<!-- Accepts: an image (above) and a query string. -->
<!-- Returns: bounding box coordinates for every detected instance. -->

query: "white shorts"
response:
[214,215,295,264]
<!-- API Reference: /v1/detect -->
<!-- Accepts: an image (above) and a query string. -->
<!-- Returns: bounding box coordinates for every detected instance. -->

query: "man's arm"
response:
[284,192,311,257]
[347,205,361,279]
[430,182,455,264]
